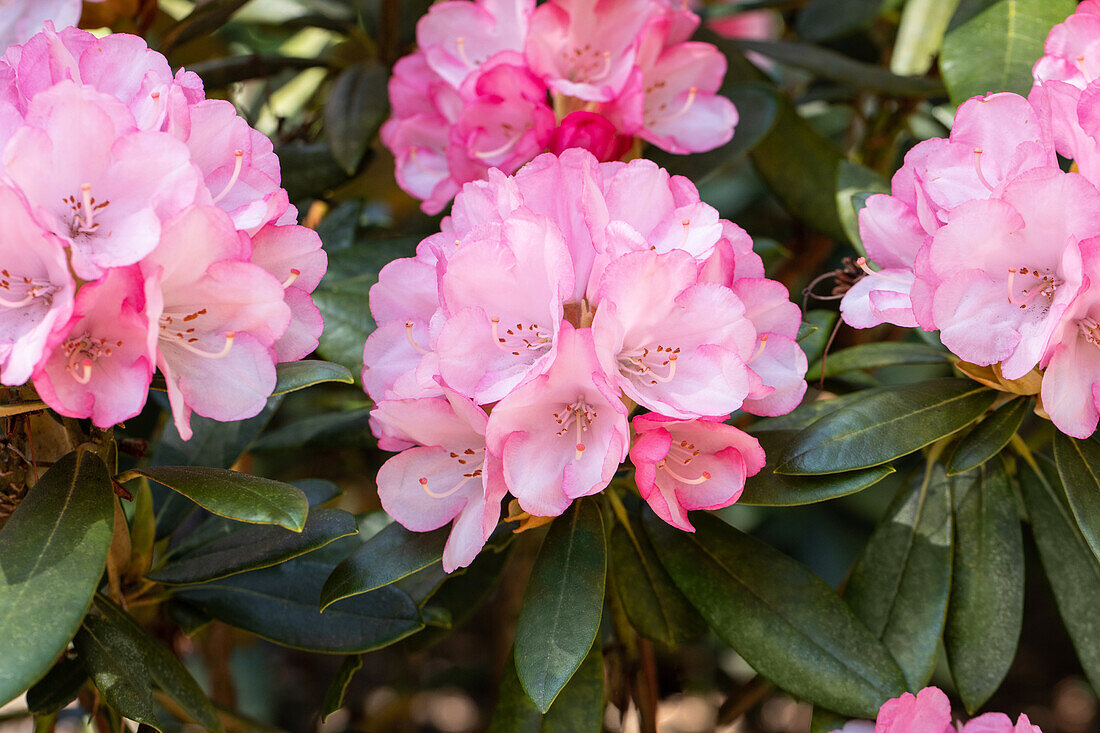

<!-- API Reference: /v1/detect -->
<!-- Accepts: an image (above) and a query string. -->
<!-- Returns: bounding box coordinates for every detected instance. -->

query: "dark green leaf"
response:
[796,0,886,40]
[645,512,906,717]
[321,522,449,610]
[730,40,946,96]
[176,558,423,653]
[26,654,85,715]
[250,407,373,451]
[940,0,1076,104]
[189,55,324,89]
[0,451,113,706]
[125,466,309,532]
[844,461,953,690]
[835,161,890,258]
[165,601,211,636]
[1018,457,1100,691]
[92,597,222,732]
[272,361,354,396]
[945,461,1023,712]
[489,643,604,733]
[609,519,705,647]
[275,141,352,201]
[752,389,879,433]
[160,0,250,50]
[75,615,160,729]
[798,310,840,366]
[777,379,996,475]
[946,397,1029,475]
[295,478,343,506]
[808,342,951,381]
[515,500,606,713]
[149,508,358,585]
[741,430,895,506]
[321,655,362,723]
[324,63,390,175]
[1053,433,1100,562]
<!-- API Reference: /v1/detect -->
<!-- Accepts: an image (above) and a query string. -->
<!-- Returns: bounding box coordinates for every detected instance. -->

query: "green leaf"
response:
[275,142,352,201]
[741,431,895,506]
[92,597,222,732]
[489,643,604,733]
[609,516,705,647]
[844,460,953,690]
[944,461,1024,712]
[324,63,390,175]
[124,466,309,532]
[810,708,850,733]
[752,389,878,433]
[940,0,1076,104]
[808,342,952,381]
[74,615,161,729]
[250,407,373,451]
[25,654,85,715]
[272,360,354,396]
[946,397,1029,475]
[730,40,946,96]
[1053,433,1100,562]
[295,478,343,506]
[321,655,362,723]
[175,557,423,653]
[189,54,324,90]
[148,508,358,585]
[798,310,840,366]
[515,500,606,713]
[0,450,114,707]
[892,0,963,74]
[777,379,996,475]
[796,0,886,41]
[321,522,449,610]
[835,161,890,258]
[160,0,250,50]
[645,512,906,717]
[1018,457,1100,691]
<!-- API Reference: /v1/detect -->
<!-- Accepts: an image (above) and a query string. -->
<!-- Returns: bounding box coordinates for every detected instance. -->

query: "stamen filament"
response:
[472,134,521,161]
[651,354,678,383]
[658,460,711,485]
[973,148,995,191]
[0,291,35,308]
[71,359,92,385]
[575,443,586,461]
[281,269,301,289]
[455,37,472,68]
[662,87,698,123]
[748,335,768,364]
[405,321,428,354]
[212,150,244,205]
[855,257,911,285]
[419,474,471,499]
[173,331,235,359]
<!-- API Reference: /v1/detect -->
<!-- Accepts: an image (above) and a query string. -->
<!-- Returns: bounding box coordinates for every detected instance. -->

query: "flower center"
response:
[656,438,711,484]
[554,398,597,460]
[490,317,552,357]
[158,308,235,358]
[0,270,56,309]
[1079,316,1100,346]
[62,333,120,384]
[65,183,109,237]
[644,87,697,129]
[418,446,484,499]
[619,344,680,386]
[1006,266,1061,309]
[562,44,612,83]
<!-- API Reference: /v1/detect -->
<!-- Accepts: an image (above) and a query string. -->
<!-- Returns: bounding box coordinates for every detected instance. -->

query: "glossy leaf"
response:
[0,450,113,707]
[324,63,390,174]
[515,500,606,713]
[777,379,996,475]
[125,466,309,532]
[796,0,886,40]
[250,407,373,451]
[609,518,705,647]
[752,389,878,433]
[25,654,85,715]
[940,0,1075,104]
[808,342,951,381]
[275,141,352,201]
[321,522,449,610]
[946,397,1029,476]
[844,461,953,690]
[75,614,161,729]
[160,0,250,50]
[149,508,358,585]
[1018,458,1100,691]
[92,597,222,732]
[489,644,604,733]
[741,431,895,506]
[646,512,906,717]
[176,558,423,653]
[945,462,1024,712]
[798,310,841,367]
[1053,433,1100,562]
[271,360,354,397]
[321,655,362,723]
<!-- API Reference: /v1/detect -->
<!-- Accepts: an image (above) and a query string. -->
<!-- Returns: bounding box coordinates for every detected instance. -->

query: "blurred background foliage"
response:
[4,0,1097,731]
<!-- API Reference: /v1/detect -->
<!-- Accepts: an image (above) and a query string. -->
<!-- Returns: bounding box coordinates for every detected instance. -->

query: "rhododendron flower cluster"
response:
[0,26,326,439]
[832,686,1041,733]
[363,149,806,571]
[382,0,738,214]
[839,0,1100,439]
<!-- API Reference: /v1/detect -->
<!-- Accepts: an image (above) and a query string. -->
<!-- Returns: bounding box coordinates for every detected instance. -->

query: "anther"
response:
[212,150,244,205]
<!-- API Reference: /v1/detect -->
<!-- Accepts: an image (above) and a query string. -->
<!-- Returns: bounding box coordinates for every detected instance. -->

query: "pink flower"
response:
[863,687,1040,733]
[0,1,86,53]
[141,206,291,441]
[629,413,764,531]
[707,7,781,42]
[417,0,533,90]
[0,184,74,386]
[33,266,154,428]
[547,110,633,161]
[1032,0,1100,91]
[372,389,506,572]
[485,323,630,517]
[248,222,327,363]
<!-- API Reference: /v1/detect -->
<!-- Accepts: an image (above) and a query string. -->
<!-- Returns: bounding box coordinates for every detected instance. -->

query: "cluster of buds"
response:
[363,149,807,571]
[840,1,1100,439]
[0,25,326,440]
[382,0,739,214]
